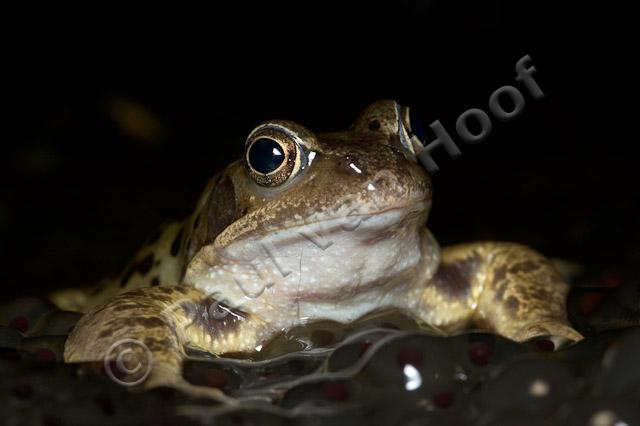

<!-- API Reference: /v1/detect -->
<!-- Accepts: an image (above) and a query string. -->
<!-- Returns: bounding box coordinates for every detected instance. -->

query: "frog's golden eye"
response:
[244,126,304,187]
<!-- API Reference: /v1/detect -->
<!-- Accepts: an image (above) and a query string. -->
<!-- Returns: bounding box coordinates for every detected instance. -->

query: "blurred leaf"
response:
[105,96,165,144]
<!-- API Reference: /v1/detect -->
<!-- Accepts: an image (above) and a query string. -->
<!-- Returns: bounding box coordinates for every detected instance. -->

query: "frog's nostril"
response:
[369,169,406,200]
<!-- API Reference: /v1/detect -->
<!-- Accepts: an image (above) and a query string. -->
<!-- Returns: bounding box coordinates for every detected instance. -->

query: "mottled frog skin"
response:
[55,100,582,400]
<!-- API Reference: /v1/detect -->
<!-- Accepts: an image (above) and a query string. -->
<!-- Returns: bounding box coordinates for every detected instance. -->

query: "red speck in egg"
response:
[577,292,603,317]
[396,346,424,367]
[469,341,493,365]
[322,382,349,401]
[203,369,228,388]
[9,316,29,333]
[35,348,56,365]
[433,392,455,408]
[359,340,373,356]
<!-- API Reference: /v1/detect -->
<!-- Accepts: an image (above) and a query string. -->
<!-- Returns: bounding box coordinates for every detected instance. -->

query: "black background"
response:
[3,2,637,300]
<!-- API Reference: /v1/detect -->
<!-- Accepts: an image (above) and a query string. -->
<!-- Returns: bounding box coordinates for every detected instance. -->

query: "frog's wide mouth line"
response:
[248,199,430,245]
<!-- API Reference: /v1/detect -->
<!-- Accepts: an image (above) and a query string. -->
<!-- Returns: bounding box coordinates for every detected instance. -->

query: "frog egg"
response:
[310,329,335,347]
[242,355,324,391]
[182,360,241,392]
[600,327,640,396]
[357,334,465,402]
[482,413,551,426]
[28,310,82,336]
[448,332,530,382]
[327,340,373,373]
[213,409,290,426]
[0,297,56,335]
[560,397,640,426]
[280,379,356,409]
[278,321,345,353]
[290,406,367,426]
[327,330,390,373]
[478,359,577,416]
[19,335,66,365]
[402,416,467,426]
[361,390,475,425]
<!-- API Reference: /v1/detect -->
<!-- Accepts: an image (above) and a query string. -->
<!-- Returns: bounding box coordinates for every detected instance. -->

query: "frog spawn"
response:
[1,296,639,425]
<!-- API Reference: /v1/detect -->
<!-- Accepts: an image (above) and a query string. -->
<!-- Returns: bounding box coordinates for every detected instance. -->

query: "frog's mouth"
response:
[261,198,429,246]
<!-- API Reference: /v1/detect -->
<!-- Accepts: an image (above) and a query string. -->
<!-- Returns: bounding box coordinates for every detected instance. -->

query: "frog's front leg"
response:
[416,242,583,348]
[64,286,268,402]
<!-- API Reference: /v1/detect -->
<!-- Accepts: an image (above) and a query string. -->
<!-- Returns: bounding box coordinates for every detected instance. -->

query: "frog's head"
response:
[184,100,438,324]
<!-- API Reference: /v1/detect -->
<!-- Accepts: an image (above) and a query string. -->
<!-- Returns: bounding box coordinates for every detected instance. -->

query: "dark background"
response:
[3,2,637,301]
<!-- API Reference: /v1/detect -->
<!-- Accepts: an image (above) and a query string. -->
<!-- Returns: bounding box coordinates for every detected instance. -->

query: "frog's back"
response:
[50,167,242,313]
[50,221,186,312]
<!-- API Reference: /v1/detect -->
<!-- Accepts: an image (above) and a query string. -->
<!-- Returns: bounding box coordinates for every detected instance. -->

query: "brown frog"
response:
[55,100,582,400]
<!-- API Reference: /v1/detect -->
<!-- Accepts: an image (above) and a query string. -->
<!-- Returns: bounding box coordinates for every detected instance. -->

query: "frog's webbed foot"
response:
[65,286,265,402]
[472,243,583,346]
[417,242,583,348]
[143,364,238,404]
[514,320,584,349]
[92,337,235,403]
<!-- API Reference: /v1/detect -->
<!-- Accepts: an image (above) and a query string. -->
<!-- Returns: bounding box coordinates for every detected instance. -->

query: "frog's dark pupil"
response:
[248,138,286,174]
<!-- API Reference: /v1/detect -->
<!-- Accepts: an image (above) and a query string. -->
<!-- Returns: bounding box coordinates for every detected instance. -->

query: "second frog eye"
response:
[247,138,285,174]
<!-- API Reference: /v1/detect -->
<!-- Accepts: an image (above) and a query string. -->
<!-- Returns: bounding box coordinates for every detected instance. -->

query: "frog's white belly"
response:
[187,210,440,328]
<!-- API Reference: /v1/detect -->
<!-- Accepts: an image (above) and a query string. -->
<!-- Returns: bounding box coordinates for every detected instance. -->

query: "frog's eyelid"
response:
[246,123,306,149]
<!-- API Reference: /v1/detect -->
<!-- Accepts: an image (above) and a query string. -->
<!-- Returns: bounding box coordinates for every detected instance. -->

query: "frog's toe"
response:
[144,370,239,405]
[174,380,238,404]
[87,335,237,404]
[515,320,583,349]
